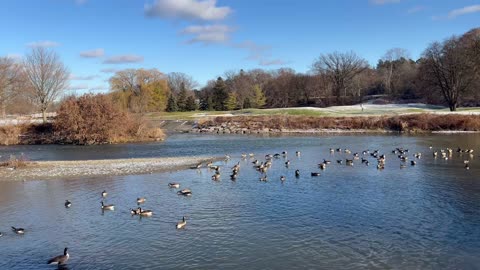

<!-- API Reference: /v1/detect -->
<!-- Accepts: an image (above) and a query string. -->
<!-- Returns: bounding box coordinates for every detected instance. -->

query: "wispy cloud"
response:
[145,0,232,21]
[70,74,98,80]
[181,24,234,44]
[75,0,87,5]
[27,40,60,48]
[80,48,104,58]
[407,6,425,14]
[67,84,89,91]
[448,5,480,19]
[100,68,118,73]
[259,59,289,66]
[88,85,108,91]
[370,0,400,5]
[233,41,288,66]
[103,54,144,64]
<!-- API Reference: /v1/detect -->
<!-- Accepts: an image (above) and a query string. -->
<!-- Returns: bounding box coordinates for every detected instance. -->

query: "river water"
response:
[0,134,479,270]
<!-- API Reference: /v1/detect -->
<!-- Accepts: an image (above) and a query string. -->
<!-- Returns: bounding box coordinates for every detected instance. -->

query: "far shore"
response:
[0,156,221,182]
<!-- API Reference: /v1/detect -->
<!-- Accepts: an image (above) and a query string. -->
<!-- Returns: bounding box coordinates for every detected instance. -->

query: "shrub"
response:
[54,94,164,145]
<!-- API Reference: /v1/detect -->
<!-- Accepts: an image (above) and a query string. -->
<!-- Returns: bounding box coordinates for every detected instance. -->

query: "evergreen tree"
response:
[211,77,228,111]
[207,96,214,111]
[243,97,252,109]
[176,82,188,111]
[185,95,197,111]
[165,94,178,112]
[225,92,238,110]
[253,84,266,108]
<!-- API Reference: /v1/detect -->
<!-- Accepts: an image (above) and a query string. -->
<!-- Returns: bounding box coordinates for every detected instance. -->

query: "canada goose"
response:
[329,148,334,153]
[377,164,384,170]
[295,151,301,156]
[168,183,180,188]
[101,190,107,198]
[138,208,153,217]
[101,201,115,210]
[241,153,247,158]
[212,174,221,181]
[11,227,25,234]
[47,247,69,265]
[176,216,187,229]
[131,208,141,215]
[346,159,354,166]
[177,189,192,196]
[259,175,268,182]
[282,151,288,156]
[230,173,237,180]
[285,160,290,166]
[0,232,2,237]
[64,200,72,208]
[295,170,300,177]
[190,163,202,169]
[365,160,370,166]
[337,159,343,164]
[280,176,286,181]
[323,159,331,164]
[137,197,146,204]
[249,153,255,157]
[465,164,470,170]
[311,172,320,176]
[411,161,416,166]
[319,163,326,170]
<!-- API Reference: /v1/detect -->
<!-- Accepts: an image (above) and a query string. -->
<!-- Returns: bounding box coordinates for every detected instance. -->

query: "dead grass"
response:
[201,114,480,132]
[0,154,29,169]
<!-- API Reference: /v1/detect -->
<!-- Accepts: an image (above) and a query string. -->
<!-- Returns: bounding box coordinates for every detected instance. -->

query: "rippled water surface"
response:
[0,134,480,270]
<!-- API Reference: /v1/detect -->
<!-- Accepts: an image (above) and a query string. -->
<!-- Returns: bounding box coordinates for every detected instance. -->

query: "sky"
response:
[0,0,479,94]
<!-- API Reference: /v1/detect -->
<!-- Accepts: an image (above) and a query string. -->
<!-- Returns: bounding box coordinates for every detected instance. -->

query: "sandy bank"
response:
[0,156,220,181]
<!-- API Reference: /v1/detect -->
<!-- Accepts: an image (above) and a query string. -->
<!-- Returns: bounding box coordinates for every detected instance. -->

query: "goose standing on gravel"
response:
[101,201,115,210]
[65,200,72,208]
[47,247,69,265]
[101,190,107,198]
[176,216,187,229]
[12,227,25,234]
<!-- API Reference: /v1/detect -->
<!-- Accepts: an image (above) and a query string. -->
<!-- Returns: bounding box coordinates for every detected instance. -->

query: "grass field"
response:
[146,104,480,121]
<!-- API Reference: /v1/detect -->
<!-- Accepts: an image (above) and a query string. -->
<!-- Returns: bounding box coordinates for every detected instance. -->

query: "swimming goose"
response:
[337,159,343,164]
[131,208,141,215]
[101,202,115,210]
[176,216,187,229]
[295,170,300,177]
[295,151,301,156]
[465,164,470,170]
[177,189,192,196]
[241,153,247,158]
[47,247,69,265]
[280,176,286,181]
[11,227,25,234]
[285,160,290,166]
[138,208,153,217]
[168,183,180,188]
[191,163,202,169]
[259,175,268,182]
[212,174,221,181]
[249,153,255,157]
[137,197,146,204]
[0,232,2,237]
[311,172,321,176]
[323,159,331,165]
[319,163,326,170]
[230,173,238,180]
[411,161,416,166]
[101,190,107,198]
[64,200,72,208]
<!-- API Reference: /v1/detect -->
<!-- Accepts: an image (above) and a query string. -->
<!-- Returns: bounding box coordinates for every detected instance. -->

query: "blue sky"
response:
[0,0,479,93]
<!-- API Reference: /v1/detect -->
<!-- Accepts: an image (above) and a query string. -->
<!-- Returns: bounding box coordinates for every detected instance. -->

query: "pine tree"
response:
[165,94,178,112]
[211,77,228,111]
[185,95,197,111]
[243,97,252,109]
[225,92,238,111]
[176,82,188,111]
[253,84,266,108]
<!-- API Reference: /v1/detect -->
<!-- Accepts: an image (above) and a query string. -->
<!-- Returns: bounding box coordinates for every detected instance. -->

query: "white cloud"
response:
[100,68,118,73]
[88,85,108,92]
[448,5,480,19]
[259,59,289,66]
[67,84,89,91]
[370,0,400,5]
[181,24,234,44]
[80,48,104,58]
[103,54,144,64]
[70,74,98,80]
[145,0,232,21]
[27,40,60,48]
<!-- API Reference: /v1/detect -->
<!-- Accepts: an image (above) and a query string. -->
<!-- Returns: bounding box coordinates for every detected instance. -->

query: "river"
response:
[0,133,479,269]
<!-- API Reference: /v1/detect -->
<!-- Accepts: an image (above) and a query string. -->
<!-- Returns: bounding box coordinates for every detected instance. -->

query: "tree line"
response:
[0,27,478,120]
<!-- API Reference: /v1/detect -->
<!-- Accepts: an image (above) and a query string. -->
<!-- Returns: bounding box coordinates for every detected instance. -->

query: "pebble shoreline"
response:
[0,156,220,181]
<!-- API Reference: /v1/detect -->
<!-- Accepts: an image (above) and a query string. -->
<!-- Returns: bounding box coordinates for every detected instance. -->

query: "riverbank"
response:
[0,156,220,181]
[192,114,480,134]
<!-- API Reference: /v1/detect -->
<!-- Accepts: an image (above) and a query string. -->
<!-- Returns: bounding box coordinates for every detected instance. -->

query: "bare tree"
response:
[167,72,198,94]
[0,57,24,117]
[420,37,477,111]
[23,47,69,122]
[312,51,368,104]
[379,48,410,95]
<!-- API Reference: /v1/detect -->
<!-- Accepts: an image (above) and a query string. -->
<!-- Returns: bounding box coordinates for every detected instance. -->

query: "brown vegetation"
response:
[0,154,28,169]
[199,114,480,133]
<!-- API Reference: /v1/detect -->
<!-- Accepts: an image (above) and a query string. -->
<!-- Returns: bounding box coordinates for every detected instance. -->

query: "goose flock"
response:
[1,145,475,267]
